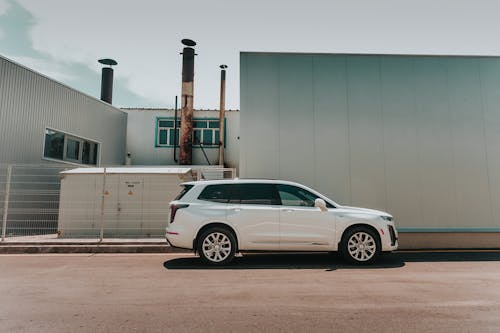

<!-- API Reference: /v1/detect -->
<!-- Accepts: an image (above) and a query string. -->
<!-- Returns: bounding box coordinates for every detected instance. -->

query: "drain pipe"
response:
[173,95,178,163]
[218,65,227,166]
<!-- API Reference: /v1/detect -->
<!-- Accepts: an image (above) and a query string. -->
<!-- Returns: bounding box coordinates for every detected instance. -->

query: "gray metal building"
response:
[0,55,127,166]
[0,55,127,238]
[240,52,500,248]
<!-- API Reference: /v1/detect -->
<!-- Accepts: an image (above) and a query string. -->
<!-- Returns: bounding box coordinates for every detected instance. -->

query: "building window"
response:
[156,118,225,148]
[43,129,99,165]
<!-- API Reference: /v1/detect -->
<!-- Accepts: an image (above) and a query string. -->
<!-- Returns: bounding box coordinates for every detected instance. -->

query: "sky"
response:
[1,0,500,109]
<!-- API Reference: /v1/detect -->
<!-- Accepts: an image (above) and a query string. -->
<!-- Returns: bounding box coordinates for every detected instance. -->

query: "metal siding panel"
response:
[312,55,351,203]
[479,59,500,228]
[278,55,315,186]
[240,54,280,178]
[380,56,422,228]
[446,58,494,228]
[413,57,457,228]
[346,56,387,210]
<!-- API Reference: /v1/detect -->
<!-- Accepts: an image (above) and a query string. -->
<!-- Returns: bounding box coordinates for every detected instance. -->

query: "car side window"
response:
[276,184,333,208]
[198,184,231,203]
[233,184,280,205]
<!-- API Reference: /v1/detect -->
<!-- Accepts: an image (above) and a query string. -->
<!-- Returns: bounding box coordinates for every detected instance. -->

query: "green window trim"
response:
[155,117,226,149]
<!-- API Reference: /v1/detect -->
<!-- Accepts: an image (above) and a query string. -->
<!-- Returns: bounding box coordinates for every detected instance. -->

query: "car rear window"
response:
[174,185,194,200]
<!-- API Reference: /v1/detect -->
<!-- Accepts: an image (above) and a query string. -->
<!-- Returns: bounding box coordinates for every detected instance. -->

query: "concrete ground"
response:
[1,252,500,333]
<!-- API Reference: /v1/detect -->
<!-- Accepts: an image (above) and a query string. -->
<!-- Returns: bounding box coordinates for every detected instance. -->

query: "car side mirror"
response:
[314,198,328,212]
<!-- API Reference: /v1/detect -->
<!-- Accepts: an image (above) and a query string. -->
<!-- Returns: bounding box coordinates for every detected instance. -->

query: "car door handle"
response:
[230,208,241,212]
[282,209,295,212]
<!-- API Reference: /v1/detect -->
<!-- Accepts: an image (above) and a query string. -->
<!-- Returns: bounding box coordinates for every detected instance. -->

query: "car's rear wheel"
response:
[341,227,380,264]
[197,227,236,265]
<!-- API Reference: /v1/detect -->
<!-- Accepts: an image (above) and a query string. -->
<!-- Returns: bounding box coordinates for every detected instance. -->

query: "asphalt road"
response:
[1,252,500,333]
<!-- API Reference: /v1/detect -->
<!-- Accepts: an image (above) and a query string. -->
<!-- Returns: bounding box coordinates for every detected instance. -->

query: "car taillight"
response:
[170,204,189,223]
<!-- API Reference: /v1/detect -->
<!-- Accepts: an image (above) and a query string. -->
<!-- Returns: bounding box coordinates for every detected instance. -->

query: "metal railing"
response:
[0,164,236,242]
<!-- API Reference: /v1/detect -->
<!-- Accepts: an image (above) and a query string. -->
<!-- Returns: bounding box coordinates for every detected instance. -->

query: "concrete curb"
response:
[0,244,190,254]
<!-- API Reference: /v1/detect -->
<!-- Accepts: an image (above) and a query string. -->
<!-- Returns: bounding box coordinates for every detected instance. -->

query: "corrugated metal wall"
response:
[240,53,500,231]
[0,55,127,165]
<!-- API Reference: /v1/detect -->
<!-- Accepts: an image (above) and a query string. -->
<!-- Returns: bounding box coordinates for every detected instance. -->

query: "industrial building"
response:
[2,49,500,248]
[0,55,127,166]
[0,55,127,237]
[240,52,500,248]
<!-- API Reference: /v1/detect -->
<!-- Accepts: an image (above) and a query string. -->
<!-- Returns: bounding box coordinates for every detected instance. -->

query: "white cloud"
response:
[5,54,76,82]
[0,0,10,15]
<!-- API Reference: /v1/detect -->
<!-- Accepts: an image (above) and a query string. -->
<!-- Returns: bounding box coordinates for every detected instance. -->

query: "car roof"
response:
[181,178,304,187]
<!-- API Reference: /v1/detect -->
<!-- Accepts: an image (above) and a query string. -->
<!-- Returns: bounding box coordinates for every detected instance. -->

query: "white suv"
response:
[166,179,398,265]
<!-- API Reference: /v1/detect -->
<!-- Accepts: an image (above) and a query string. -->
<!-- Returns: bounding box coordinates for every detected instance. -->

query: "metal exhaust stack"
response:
[179,39,197,165]
[218,64,227,166]
[98,58,117,104]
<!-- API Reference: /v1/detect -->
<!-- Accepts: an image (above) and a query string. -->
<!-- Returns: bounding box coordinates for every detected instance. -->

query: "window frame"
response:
[155,117,226,149]
[42,127,101,166]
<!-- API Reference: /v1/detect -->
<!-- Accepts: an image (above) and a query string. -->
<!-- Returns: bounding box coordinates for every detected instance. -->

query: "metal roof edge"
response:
[121,108,240,112]
[239,51,500,58]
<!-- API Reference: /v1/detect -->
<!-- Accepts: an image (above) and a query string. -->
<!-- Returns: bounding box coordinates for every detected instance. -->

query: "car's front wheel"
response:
[341,227,380,264]
[197,227,236,265]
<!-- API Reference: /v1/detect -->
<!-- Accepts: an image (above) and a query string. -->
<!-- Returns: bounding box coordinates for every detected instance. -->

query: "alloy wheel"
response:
[202,232,232,263]
[347,231,377,262]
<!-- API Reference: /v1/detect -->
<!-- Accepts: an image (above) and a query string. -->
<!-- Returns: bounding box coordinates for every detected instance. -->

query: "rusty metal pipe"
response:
[179,40,196,165]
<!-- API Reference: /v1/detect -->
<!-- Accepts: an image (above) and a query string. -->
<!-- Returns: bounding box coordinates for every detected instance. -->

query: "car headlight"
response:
[380,215,393,222]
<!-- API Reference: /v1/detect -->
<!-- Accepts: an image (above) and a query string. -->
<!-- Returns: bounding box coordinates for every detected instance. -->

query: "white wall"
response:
[124,109,239,170]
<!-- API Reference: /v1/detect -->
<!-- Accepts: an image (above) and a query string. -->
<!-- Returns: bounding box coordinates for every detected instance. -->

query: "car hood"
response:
[338,205,391,217]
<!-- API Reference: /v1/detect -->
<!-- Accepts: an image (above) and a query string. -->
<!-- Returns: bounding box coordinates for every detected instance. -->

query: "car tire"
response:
[340,226,380,265]
[197,227,237,265]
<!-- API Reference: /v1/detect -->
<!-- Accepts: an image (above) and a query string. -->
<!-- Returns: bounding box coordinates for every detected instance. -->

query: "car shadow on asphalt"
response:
[163,252,405,271]
[164,251,500,271]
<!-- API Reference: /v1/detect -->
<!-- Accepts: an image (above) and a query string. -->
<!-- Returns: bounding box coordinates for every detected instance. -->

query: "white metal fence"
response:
[0,164,236,242]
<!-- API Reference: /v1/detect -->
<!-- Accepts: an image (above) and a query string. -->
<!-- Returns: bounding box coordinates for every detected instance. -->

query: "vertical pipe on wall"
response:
[179,39,196,165]
[174,95,178,163]
[218,65,227,166]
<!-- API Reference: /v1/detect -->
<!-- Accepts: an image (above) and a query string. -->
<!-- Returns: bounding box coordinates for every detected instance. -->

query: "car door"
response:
[226,183,280,250]
[277,184,335,251]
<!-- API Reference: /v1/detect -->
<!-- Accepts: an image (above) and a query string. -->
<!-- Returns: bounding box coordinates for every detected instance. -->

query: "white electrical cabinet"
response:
[57,167,193,238]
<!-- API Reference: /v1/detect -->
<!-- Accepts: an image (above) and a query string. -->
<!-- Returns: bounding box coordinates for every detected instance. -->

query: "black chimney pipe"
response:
[98,58,117,104]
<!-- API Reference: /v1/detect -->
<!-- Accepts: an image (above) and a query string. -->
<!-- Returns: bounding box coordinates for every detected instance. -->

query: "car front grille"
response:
[388,225,397,246]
